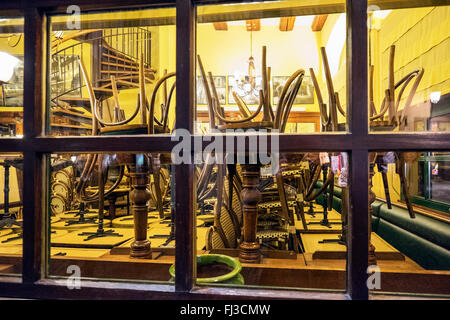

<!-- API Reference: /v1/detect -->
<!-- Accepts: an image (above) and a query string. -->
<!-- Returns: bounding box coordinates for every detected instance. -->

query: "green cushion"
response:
[376,218,450,270]
[314,192,341,214]
[101,127,148,135]
[315,181,342,198]
[378,204,450,251]
[370,200,384,231]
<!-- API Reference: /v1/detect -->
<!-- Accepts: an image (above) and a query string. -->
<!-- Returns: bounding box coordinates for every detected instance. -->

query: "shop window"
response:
[0,153,23,275]
[47,152,175,282]
[369,150,450,295]
[368,4,450,133]
[0,16,24,138]
[47,7,176,137]
[193,150,350,290]
[195,0,347,134]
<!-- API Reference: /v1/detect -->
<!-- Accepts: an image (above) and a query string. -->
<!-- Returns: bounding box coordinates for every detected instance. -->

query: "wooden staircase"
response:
[50,31,154,136]
[97,42,156,90]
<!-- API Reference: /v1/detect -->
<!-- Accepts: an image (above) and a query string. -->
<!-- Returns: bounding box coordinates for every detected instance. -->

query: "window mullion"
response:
[347,0,369,300]
[175,0,196,292]
[23,6,45,284]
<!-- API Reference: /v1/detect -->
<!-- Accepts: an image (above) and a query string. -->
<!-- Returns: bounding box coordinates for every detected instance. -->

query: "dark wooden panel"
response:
[175,0,195,293]
[348,149,369,300]
[0,279,348,300]
[346,0,369,299]
[22,7,45,284]
[1,0,176,11]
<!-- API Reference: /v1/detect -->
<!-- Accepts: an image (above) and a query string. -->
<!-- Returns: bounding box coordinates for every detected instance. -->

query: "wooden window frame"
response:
[0,0,449,300]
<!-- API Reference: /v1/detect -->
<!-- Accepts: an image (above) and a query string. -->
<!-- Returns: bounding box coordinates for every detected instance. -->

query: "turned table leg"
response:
[107,194,117,220]
[239,164,261,264]
[129,154,152,259]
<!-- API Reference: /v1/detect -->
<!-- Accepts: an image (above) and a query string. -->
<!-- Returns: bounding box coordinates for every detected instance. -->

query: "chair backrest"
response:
[309,47,346,133]
[205,163,243,249]
[369,45,424,128]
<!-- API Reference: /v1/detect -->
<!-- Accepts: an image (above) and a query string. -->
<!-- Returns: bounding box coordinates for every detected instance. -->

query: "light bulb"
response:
[0,52,20,82]
[430,92,441,104]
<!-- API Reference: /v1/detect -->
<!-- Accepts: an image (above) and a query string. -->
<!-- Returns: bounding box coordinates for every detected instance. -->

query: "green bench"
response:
[313,182,450,270]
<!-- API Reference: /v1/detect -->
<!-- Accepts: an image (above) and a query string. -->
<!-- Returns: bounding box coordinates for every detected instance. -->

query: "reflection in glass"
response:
[0,17,24,137]
[195,151,349,290]
[196,1,347,134]
[368,5,450,133]
[370,151,450,295]
[49,152,174,282]
[48,8,176,137]
[0,153,23,275]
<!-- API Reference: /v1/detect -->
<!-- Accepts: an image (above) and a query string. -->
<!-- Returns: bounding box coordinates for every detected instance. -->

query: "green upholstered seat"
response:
[378,204,450,251]
[313,181,450,270]
[375,217,450,270]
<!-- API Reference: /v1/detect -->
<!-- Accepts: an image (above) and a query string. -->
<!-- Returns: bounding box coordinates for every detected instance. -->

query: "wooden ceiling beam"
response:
[213,22,228,31]
[311,14,328,31]
[245,19,260,31]
[279,16,296,31]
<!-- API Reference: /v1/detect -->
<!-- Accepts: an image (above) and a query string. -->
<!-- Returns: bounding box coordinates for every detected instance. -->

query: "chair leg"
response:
[150,153,164,219]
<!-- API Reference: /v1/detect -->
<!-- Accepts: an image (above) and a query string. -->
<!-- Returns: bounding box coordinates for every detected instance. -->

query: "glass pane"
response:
[369,151,450,296]
[0,16,24,138]
[48,152,175,283]
[47,7,176,137]
[368,4,450,133]
[195,149,349,290]
[0,153,23,275]
[195,0,347,134]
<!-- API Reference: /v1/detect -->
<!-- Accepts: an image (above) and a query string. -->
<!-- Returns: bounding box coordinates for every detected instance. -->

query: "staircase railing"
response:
[50,26,151,100]
[51,42,85,99]
[102,27,151,67]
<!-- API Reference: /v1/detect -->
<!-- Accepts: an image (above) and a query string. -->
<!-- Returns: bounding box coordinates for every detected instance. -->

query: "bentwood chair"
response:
[368,44,424,219]
[77,54,175,258]
[198,46,306,253]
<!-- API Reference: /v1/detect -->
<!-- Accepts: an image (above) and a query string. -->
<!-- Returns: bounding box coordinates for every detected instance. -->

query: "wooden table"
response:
[300,232,405,261]
[295,205,342,232]
[51,227,134,249]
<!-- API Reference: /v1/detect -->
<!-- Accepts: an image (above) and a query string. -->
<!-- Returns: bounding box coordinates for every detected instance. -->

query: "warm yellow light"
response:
[0,52,20,82]
[430,92,441,104]
[373,10,391,19]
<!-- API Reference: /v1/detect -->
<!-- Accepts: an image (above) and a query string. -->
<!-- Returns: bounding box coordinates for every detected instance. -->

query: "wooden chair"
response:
[368,45,423,265]
[78,54,175,258]
[197,46,305,132]
[370,45,424,131]
[205,161,243,250]
[199,46,306,258]
[309,47,346,133]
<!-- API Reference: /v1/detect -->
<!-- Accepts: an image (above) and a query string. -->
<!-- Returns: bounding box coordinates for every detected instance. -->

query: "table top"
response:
[296,204,343,231]
[301,232,402,257]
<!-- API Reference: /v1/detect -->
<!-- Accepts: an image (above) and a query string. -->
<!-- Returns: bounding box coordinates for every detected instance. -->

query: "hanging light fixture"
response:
[246,28,256,93]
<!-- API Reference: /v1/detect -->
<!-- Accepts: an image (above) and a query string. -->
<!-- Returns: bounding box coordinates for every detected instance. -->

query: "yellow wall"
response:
[196,22,321,113]
[315,13,347,124]
[371,6,449,200]
[373,163,402,203]
[372,6,450,109]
